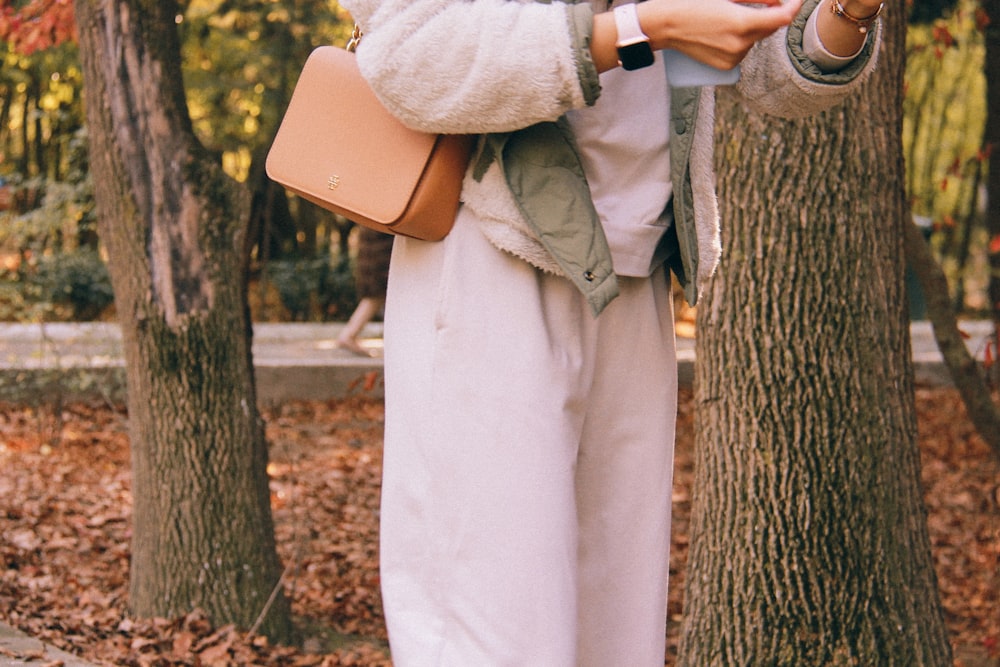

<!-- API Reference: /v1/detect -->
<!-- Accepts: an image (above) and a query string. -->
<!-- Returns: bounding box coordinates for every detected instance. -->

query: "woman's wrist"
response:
[815,0,881,57]
[590,0,806,75]
[591,9,622,73]
[833,0,883,32]
[837,0,883,21]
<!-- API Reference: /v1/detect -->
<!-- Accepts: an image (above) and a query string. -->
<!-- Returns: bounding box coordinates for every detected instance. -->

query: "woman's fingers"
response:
[744,0,804,34]
[643,0,803,68]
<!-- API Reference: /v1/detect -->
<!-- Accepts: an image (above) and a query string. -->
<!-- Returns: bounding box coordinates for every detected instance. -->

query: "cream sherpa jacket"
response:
[342,0,881,314]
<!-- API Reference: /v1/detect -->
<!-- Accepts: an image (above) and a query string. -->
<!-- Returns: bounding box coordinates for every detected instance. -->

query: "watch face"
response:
[618,42,654,71]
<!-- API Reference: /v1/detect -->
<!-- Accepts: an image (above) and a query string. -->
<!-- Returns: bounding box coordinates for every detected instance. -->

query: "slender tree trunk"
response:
[905,220,1000,460]
[31,79,44,178]
[904,0,1000,460]
[17,89,30,176]
[73,0,292,641]
[678,10,952,666]
[984,0,1000,384]
[0,88,9,158]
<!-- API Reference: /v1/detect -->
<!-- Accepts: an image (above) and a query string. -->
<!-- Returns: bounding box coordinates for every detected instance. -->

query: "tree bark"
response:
[73,0,292,641]
[678,10,952,666]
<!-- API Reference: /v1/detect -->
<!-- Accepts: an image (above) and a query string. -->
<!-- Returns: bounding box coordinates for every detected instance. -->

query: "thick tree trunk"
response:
[678,10,952,666]
[73,0,292,641]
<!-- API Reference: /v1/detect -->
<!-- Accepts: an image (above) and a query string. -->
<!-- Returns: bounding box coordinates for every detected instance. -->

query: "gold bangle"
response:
[830,0,883,34]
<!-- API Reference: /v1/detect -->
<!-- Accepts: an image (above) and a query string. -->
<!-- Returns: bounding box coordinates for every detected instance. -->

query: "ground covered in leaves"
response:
[0,387,997,666]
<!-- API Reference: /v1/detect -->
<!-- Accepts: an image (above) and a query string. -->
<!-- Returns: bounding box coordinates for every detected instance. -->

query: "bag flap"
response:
[266,46,438,225]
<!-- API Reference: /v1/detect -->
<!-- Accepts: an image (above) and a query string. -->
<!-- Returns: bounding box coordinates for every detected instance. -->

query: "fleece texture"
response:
[341,0,881,310]
[348,0,597,134]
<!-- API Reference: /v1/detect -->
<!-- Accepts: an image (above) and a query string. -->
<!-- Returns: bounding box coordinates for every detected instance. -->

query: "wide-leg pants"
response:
[380,209,678,666]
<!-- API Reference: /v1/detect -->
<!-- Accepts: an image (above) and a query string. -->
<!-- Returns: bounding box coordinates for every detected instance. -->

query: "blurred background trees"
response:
[0,0,994,326]
[905,0,990,316]
[0,0,357,323]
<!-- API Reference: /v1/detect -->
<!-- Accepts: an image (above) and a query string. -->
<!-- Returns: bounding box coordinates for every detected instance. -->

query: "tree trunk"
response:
[678,10,952,666]
[984,0,1000,384]
[73,0,292,642]
[904,220,1000,460]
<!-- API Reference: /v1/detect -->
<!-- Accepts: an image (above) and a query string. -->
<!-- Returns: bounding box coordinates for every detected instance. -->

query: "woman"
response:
[340,0,884,663]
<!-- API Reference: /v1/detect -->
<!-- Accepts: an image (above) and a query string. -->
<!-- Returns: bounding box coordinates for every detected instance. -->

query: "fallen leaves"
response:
[916,388,1000,666]
[0,389,996,666]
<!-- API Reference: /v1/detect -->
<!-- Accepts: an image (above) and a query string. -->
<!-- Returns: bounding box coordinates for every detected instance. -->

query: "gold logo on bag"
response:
[327,175,341,189]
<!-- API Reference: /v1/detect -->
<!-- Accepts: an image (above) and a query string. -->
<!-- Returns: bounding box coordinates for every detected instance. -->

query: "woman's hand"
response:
[642,0,804,69]
[592,0,803,72]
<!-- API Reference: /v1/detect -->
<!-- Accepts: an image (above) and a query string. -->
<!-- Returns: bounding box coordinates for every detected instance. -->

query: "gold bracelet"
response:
[830,0,883,34]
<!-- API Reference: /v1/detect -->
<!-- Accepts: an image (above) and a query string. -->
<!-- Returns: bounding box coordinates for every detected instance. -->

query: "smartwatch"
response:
[614,3,654,71]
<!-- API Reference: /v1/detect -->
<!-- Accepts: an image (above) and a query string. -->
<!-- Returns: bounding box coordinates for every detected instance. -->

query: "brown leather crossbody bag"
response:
[266,28,473,241]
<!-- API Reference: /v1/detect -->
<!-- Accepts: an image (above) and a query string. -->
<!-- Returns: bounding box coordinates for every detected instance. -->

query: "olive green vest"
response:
[471,83,702,316]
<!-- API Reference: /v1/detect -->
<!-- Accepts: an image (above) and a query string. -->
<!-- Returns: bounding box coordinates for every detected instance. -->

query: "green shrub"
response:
[30,249,114,321]
[265,254,356,321]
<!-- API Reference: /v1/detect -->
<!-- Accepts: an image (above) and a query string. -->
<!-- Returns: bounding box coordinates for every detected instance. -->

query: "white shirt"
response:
[566,49,672,277]
[565,2,861,278]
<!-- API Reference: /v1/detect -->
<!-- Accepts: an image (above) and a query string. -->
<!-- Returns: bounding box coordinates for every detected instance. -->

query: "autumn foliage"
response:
[1,390,998,665]
[0,0,75,55]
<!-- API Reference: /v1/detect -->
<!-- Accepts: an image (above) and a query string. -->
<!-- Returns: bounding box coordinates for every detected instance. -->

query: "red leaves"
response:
[932,22,956,48]
[974,6,991,32]
[1,391,997,665]
[345,371,383,394]
[0,399,391,665]
[988,233,1000,256]
[976,142,993,163]
[0,0,76,55]
[916,387,1000,662]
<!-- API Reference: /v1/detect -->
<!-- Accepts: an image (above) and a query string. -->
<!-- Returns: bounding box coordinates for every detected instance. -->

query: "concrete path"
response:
[0,321,993,405]
[0,622,97,666]
[0,321,389,404]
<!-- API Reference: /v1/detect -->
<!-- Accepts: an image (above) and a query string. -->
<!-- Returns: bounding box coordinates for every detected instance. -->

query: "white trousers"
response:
[380,209,678,666]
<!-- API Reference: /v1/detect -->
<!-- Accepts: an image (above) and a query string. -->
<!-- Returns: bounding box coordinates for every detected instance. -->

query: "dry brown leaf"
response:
[0,391,995,665]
